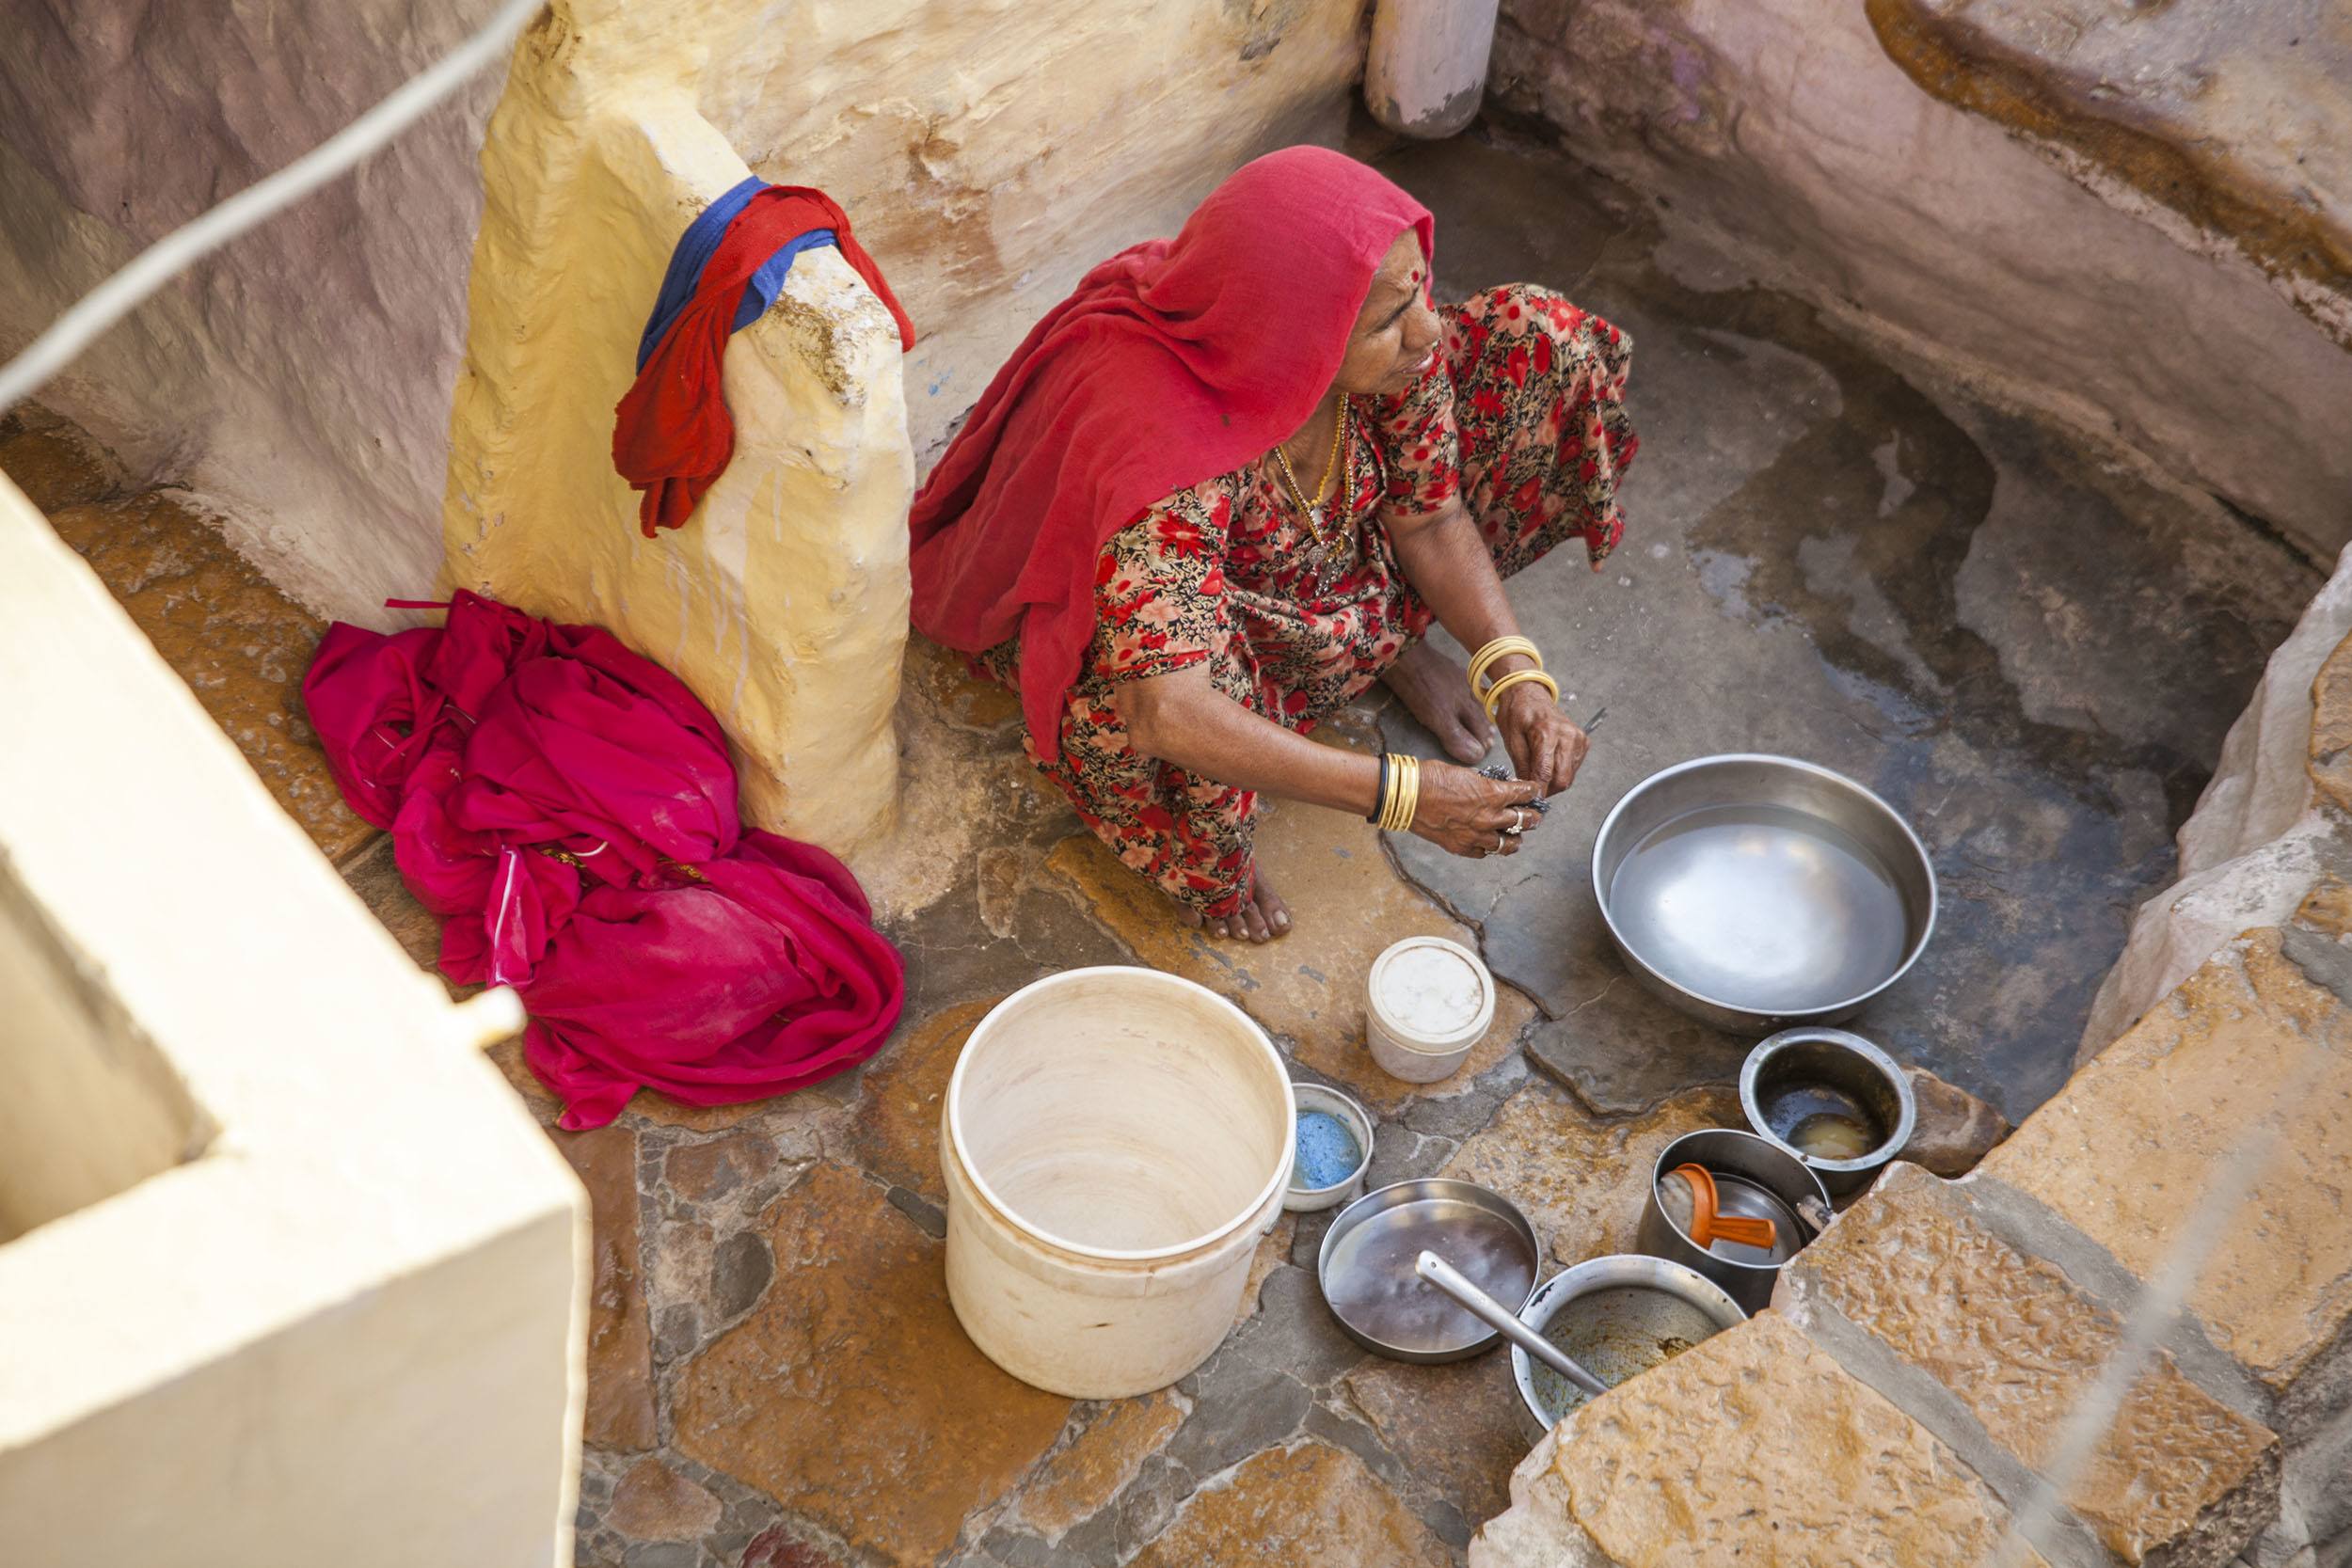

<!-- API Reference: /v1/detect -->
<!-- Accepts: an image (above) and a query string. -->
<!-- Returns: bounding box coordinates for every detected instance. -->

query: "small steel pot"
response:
[1740,1027,1915,1197]
[1509,1256,1746,1440]
[1636,1128,1830,1313]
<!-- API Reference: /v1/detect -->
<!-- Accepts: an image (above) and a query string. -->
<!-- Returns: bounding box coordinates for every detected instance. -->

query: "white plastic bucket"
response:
[1366,935,1496,1083]
[941,967,1295,1399]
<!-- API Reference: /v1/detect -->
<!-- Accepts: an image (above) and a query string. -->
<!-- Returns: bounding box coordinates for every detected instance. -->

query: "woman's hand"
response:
[1409,760,1545,859]
[1494,682,1588,797]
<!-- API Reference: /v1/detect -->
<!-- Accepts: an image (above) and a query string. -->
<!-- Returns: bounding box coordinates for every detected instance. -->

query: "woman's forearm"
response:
[1389,500,1537,679]
[1111,668,1382,816]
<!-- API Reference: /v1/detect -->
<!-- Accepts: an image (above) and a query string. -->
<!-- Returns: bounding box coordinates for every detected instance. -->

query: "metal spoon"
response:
[1415,1250,1609,1399]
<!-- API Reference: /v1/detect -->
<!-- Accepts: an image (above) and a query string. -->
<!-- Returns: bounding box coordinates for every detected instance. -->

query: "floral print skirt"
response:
[986,284,1638,919]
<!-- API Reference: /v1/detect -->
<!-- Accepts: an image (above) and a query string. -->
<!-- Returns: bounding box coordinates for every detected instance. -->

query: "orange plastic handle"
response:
[1670,1163,1776,1250]
[1708,1212,1779,1250]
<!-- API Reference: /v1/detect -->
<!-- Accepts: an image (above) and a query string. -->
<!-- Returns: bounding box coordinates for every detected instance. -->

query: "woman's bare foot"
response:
[1381,641,1495,764]
[1179,869,1294,943]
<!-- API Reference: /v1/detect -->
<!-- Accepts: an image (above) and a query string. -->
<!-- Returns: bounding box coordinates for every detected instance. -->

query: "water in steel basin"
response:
[1607,801,1909,1013]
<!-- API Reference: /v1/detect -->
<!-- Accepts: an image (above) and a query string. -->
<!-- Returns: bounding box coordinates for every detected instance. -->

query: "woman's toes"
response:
[1255,880,1294,936]
[1241,899,1274,942]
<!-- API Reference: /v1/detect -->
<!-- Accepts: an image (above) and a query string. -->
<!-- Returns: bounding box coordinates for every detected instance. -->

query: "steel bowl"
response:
[1284,1082,1375,1212]
[1510,1256,1747,1440]
[1317,1179,1542,1363]
[1590,754,1936,1033]
[1636,1128,1830,1314]
[1740,1027,1916,1196]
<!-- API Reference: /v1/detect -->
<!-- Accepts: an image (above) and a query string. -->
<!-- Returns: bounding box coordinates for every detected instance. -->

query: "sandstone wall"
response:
[0,0,507,626]
[1489,0,2352,558]
[2080,544,2352,1058]
[687,0,1372,463]
[1,0,1368,631]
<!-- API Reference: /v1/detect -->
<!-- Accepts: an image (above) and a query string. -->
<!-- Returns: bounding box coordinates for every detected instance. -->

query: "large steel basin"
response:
[1591,754,1935,1034]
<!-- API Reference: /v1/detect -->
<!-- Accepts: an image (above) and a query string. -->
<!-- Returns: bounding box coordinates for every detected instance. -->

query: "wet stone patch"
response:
[1372,133,2313,1123]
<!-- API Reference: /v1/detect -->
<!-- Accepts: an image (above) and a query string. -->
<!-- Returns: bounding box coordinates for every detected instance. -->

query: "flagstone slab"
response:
[1129,1441,1452,1568]
[672,1161,1070,1566]
[842,997,997,1207]
[606,1457,723,1543]
[1012,1392,1187,1544]
[0,404,120,514]
[1343,1352,1533,1528]
[556,1123,658,1452]
[1784,1164,2278,1566]
[40,489,373,862]
[1472,1313,2048,1568]
[663,1129,781,1206]
[1442,1078,1741,1269]
[1979,928,2352,1427]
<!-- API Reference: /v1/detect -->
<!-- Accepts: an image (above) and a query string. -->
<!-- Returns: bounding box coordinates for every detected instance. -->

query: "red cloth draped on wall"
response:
[305,591,904,1129]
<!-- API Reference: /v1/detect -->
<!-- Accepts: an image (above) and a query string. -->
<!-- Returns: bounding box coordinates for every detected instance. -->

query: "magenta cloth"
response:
[304,591,905,1129]
[906,147,1434,757]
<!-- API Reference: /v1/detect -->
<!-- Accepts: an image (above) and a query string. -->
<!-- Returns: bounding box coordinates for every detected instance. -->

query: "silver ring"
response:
[1507,808,1525,836]
[1497,831,1508,853]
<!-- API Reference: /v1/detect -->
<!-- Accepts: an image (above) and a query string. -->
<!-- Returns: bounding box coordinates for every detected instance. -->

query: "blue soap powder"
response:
[1293,1110,1364,1190]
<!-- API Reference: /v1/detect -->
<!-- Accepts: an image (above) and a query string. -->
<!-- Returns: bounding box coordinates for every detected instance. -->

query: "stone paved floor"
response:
[2,124,2322,1568]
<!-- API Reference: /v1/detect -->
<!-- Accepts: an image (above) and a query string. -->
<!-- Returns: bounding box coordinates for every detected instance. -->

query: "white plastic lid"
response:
[1369,936,1494,1048]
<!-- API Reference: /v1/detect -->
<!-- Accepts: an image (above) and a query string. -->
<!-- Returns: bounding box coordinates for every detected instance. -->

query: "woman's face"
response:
[1333,229,1442,399]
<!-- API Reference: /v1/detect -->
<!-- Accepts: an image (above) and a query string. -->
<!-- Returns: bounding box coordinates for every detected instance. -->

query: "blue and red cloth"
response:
[613,178,914,537]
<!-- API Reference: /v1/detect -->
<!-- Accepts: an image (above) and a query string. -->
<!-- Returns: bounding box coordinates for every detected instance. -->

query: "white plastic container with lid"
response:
[1366,935,1496,1083]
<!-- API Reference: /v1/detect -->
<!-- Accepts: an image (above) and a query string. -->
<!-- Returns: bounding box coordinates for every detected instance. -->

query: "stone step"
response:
[1471,1310,2056,1567]
[1976,925,2352,1562]
[1779,1163,2279,1568]
[1474,915,2352,1567]
[1979,927,2352,1438]
[0,404,374,866]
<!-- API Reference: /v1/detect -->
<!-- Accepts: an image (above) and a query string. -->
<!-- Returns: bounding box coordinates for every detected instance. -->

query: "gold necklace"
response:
[1272,396,1350,547]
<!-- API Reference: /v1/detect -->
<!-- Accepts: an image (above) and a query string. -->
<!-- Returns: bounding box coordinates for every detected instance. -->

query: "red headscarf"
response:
[907,147,1435,754]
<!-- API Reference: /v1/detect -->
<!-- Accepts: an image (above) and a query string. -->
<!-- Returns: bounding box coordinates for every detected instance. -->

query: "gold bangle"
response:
[1380,753,1416,832]
[1483,668,1560,721]
[1467,635,1542,696]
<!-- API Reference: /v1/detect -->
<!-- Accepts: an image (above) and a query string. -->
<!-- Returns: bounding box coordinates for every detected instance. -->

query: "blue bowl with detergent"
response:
[1285,1083,1375,1212]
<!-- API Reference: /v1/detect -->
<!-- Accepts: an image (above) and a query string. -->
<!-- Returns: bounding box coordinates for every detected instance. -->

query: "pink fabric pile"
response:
[304,591,904,1129]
